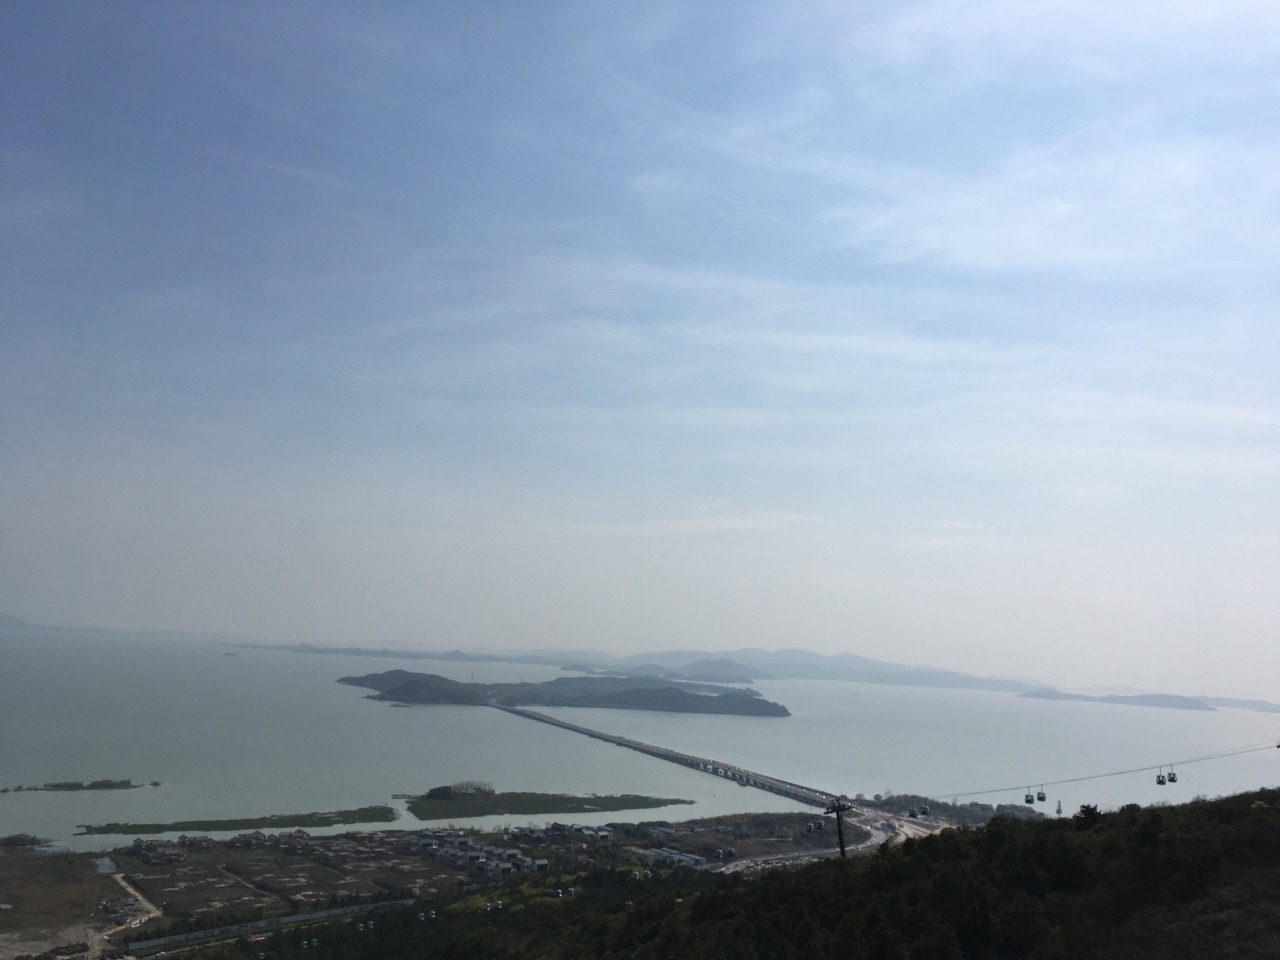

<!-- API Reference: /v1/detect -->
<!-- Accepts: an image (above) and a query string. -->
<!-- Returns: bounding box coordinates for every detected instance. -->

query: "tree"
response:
[1073,804,1101,828]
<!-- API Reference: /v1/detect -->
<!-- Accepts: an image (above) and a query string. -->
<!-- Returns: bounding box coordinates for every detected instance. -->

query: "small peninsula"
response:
[76,805,397,835]
[1020,688,1216,711]
[337,670,792,717]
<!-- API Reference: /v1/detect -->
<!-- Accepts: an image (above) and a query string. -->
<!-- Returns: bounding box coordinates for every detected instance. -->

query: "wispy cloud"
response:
[6,2,1280,693]
[574,513,821,538]
[835,139,1280,272]
[860,0,1280,67]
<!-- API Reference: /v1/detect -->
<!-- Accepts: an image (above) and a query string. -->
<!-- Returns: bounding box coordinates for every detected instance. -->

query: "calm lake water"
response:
[3,627,1278,851]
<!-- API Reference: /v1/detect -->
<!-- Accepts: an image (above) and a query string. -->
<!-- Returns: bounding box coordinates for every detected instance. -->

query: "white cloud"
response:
[837,139,1280,271]
[860,0,1280,67]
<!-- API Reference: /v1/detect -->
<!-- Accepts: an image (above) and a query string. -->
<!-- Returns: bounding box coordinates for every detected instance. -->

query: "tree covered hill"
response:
[175,787,1280,960]
[337,670,792,716]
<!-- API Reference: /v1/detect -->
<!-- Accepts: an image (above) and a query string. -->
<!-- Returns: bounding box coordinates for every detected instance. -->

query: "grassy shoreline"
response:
[405,791,692,820]
[75,805,397,836]
[1,832,50,847]
[1,779,149,794]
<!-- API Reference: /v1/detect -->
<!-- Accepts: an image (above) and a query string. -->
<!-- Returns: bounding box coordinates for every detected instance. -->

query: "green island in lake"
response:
[0,833,49,848]
[403,783,692,820]
[1,778,155,794]
[339,670,791,716]
[76,805,397,835]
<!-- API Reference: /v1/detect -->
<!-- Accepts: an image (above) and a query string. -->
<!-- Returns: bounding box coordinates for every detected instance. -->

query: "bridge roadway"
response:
[493,705,838,809]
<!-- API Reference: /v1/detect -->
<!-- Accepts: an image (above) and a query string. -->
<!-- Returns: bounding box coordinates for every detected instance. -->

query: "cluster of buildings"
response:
[128,815,710,901]
[99,894,145,926]
[509,823,614,844]
[629,846,711,869]
[226,829,313,853]
[223,827,559,880]
[626,840,736,870]
[130,838,188,864]
[416,835,551,877]
[130,834,224,863]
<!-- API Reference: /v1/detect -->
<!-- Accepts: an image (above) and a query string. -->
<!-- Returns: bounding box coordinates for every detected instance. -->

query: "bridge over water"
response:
[494,705,839,809]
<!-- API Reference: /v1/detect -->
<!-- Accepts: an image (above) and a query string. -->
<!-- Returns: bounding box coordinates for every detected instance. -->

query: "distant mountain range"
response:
[1021,688,1217,711]
[4,611,1278,716]
[612,648,1035,692]
[277,642,1034,693]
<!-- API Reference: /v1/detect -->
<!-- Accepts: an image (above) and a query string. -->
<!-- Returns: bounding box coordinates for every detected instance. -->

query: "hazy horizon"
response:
[6,609,1273,706]
[4,3,1280,700]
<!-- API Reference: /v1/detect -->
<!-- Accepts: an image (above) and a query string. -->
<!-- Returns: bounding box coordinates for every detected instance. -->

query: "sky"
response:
[2,1,1279,698]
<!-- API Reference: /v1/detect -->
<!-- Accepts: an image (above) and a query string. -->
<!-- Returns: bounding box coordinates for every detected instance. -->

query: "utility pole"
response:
[825,794,852,858]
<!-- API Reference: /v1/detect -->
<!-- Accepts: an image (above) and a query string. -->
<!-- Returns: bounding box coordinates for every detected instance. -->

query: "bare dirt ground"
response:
[0,868,163,960]
[1,922,99,960]
[0,851,118,960]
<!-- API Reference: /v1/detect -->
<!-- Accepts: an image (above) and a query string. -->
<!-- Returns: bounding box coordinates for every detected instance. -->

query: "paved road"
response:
[717,812,951,875]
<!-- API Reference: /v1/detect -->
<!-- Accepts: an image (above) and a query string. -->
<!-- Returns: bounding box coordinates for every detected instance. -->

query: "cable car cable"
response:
[925,738,1280,802]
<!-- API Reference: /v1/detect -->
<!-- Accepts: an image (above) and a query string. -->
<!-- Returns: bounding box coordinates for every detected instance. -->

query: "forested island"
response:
[403,782,692,820]
[338,670,792,716]
[0,832,48,847]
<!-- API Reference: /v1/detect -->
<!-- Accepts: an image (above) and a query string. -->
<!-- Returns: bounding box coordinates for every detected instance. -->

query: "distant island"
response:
[0,833,49,848]
[338,670,792,717]
[402,782,692,820]
[1020,688,1216,711]
[563,657,773,685]
[0,779,154,794]
[271,643,563,666]
[278,638,1033,694]
[1198,696,1280,714]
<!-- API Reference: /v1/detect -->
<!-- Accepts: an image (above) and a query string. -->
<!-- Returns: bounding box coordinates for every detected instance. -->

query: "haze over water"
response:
[4,628,1277,851]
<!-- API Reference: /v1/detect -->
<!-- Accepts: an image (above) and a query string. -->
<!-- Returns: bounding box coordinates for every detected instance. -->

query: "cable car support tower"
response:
[825,794,853,858]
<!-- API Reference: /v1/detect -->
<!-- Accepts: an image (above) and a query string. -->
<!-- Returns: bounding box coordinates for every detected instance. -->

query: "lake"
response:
[2,626,1277,850]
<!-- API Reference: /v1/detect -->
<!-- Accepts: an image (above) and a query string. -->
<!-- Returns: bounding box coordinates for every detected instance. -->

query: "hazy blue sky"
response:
[3,2,1279,697]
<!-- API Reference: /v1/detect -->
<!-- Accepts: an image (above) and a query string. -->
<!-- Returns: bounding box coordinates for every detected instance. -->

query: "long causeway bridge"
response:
[494,705,839,809]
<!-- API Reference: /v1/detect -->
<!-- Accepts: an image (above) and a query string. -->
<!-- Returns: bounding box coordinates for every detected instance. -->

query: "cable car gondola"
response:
[1036,786,1046,802]
[1024,789,1035,804]
[1167,768,1177,783]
